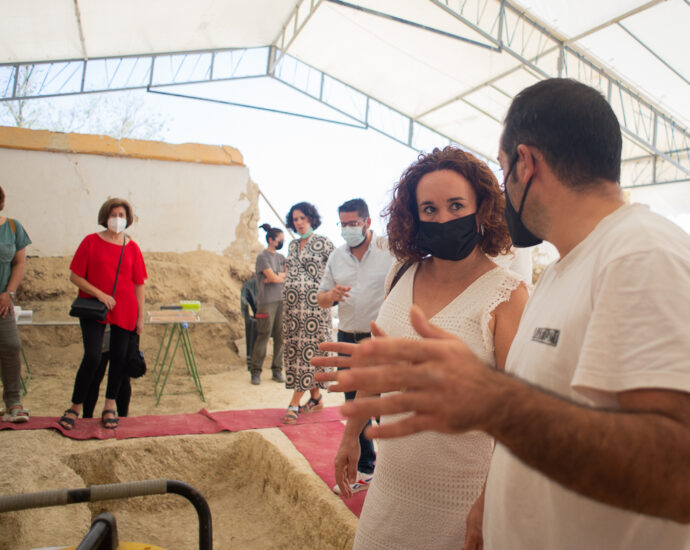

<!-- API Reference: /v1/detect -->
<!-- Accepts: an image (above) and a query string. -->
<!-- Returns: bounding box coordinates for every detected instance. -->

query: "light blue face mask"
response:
[341,226,366,247]
[299,228,314,239]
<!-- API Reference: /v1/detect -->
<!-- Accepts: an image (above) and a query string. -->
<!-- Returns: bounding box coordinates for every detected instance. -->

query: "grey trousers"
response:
[249,300,284,374]
[0,313,22,409]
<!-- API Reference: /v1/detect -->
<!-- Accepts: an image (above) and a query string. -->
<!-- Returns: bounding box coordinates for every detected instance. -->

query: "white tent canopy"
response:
[1,0,688,187]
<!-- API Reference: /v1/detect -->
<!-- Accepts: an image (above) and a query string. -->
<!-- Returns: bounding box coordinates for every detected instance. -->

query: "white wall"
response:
[1,148,252,257]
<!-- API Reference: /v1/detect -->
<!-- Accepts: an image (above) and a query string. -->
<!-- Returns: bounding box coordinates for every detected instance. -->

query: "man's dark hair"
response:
[338,198,369,219]
[285,201,322,231]
[501,78,622,187]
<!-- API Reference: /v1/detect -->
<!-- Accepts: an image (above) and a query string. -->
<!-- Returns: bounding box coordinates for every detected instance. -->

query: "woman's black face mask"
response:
[503,155,543,248]
[416,213,481,261]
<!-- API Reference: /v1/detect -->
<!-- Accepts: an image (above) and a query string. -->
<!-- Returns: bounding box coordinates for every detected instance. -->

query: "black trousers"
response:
[71,319,130,405]
[337,330,376,475]
[81,351,131,418]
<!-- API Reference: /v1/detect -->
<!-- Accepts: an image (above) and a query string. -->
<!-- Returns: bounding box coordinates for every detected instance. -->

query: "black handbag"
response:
[69,297,109,320]
[127,331,147,378]
[69,236,126,321]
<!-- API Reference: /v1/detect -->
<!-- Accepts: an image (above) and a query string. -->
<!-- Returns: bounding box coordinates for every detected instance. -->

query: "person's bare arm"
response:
[262,267,285,284]
[491,283,528,371]
[334,306,690,524]
[0,247,27,318]
[135,284,145,334]
[312,339,378,498]
[6,246,27,294]
[69,271,115,309]
[316,285,351,309]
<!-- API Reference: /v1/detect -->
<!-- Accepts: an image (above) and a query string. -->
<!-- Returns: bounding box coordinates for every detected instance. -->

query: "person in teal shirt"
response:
[0,185,31,423]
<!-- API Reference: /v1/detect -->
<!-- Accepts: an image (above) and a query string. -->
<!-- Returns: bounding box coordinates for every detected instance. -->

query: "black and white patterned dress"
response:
[282,233,335,391]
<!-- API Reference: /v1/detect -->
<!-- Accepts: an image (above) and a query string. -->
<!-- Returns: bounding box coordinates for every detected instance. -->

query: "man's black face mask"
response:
[503,154,543,248]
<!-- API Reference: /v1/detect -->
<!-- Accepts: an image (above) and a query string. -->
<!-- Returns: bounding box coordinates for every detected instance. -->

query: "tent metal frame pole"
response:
[425,0,690,180]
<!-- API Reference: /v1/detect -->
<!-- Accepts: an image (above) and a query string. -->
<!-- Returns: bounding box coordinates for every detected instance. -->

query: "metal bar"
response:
[181,325,205,401]
[270,0,324,71]
[147,86,368,129]
[427,0,690,177]
[621,126,690,177]
[0,46,268,69]
[0,72,265,102]
[152,323,169,381]
[268,50,493,160]
[11,65,18,97]
[166,480,213,550]
[564,0,664,45]
[155,324,182,406]
[428,0,508,52]
[326,0,499,51]
[73,0,88,60]
[617,22,690,86]
[258,188,295,238]
[622,177,690,189]
[79,60,86,93]
[153,324,175,390]
[148,56,155,88]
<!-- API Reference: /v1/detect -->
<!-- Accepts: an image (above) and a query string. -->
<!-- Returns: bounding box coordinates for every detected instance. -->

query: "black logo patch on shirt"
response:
[532,327,560,347]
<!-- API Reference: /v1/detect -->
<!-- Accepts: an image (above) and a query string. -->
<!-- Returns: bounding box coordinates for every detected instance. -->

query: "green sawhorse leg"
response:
[153,322,205,406]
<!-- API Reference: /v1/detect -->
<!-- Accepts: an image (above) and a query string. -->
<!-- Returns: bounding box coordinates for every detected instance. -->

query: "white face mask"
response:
[341,226,366,248]
[108,216,127,234]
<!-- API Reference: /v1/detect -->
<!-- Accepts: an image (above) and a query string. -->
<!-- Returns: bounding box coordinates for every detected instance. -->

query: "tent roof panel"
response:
[0,0,83,63]
[0,0,687,185]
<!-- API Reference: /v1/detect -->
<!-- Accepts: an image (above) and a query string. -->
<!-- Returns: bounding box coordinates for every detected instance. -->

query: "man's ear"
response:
[515,144,536,184]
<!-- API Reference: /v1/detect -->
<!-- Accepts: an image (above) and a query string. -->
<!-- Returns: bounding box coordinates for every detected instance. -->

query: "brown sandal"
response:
[282,408,299,425]
[101,409,119,429]
[298,394,323,413]
[58,409,78,431]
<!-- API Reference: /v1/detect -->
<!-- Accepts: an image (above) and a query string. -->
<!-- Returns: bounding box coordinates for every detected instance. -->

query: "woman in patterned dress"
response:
[281,201,335,424]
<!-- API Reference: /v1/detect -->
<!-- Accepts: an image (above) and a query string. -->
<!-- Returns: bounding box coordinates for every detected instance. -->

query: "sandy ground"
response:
[1,252,356,550]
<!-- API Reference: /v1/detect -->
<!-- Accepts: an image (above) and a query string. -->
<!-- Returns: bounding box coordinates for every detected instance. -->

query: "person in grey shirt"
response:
[317,198,393,494]
[249,224,287,385]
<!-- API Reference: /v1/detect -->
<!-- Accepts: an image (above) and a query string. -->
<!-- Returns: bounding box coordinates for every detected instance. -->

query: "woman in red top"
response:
[58,198,147,430]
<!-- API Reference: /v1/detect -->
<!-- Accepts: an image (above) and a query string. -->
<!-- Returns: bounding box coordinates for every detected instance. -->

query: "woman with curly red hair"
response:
[328,146,529,549]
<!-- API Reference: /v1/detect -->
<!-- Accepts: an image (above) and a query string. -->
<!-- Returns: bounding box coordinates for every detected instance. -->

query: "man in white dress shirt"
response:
[317,198,393,493]
[318,79,690,548]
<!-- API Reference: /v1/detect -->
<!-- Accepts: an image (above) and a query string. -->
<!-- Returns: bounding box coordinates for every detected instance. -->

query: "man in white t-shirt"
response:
[316,79,690,548]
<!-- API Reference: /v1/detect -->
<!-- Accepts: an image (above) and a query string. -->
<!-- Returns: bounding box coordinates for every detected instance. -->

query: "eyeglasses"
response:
[337,219,365,228]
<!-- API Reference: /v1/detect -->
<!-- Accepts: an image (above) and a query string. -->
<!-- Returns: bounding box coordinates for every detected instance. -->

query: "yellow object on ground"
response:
[180,300,201,310]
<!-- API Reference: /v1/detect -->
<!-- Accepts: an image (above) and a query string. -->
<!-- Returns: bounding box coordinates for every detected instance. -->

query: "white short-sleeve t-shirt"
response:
[484,203,690,549]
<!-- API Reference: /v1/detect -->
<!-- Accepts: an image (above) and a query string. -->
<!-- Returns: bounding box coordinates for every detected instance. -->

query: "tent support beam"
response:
[325,0,499,51]
[425,0,690,178]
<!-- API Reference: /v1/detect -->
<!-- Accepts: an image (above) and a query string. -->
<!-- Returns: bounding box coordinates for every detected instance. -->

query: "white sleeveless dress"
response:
[354,263,524,550]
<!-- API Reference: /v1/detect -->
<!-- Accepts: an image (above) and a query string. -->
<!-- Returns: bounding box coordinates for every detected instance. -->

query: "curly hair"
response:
[384,146,511,263]
[285,201,322,231]
[97,198,133,228]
